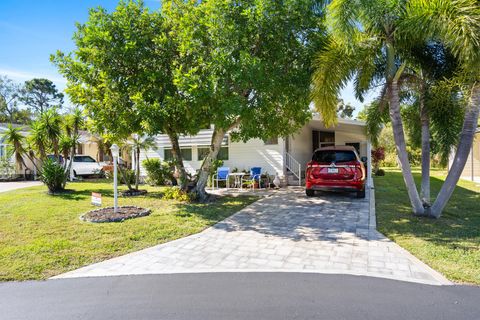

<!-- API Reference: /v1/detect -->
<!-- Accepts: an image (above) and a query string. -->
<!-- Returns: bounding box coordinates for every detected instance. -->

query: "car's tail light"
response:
[353,161,364,180]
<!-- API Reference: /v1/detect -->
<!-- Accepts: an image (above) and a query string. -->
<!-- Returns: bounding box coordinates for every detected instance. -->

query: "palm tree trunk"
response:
[192,127,226,202]
[389,79,425,215]
[431,84,480,218]
[135,146,140,190]
[166,131,188,191]
[117,163,134,191]
[419,81,431,208]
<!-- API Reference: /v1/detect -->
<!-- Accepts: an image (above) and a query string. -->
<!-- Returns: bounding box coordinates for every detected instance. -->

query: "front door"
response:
[312,130,335,152]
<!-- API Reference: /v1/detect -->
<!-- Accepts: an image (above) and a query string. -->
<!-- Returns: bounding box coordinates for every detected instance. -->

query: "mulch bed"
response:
[120,189,148,197]
[80,206,151,223]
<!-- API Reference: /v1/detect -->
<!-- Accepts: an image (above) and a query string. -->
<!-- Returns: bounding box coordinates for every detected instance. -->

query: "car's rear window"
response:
[74,156,96,163]
[312,150,357,163]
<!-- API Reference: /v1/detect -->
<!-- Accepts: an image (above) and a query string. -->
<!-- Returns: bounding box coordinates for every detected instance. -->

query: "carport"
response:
[285,116,373,187]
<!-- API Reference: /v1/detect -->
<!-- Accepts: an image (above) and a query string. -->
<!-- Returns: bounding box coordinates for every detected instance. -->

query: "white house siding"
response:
[139,133,284,177]
[139,118,368,181]
[225,138,284,176]
[450,131,480,182]
[288,118,368,170]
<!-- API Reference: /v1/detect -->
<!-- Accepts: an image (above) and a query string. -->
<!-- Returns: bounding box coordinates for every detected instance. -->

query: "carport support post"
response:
[367,140,373,188]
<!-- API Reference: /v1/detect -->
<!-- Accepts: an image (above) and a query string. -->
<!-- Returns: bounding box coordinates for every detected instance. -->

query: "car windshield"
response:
[74,156,96,163]
[312,150,357,163]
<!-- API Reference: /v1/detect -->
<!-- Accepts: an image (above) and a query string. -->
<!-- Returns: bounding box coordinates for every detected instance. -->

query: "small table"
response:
[228,172,246,189]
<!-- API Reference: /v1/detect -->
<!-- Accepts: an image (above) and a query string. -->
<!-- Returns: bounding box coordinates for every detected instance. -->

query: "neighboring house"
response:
[449,128,480,183]
[139,114,372,186]
[0,123,34,178]
[0,123,132,178]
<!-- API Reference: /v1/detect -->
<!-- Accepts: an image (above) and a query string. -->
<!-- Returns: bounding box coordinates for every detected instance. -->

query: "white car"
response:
[69,155,104,176]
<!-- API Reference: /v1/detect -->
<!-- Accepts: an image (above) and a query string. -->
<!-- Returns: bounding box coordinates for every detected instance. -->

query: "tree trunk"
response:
[431,84,480,218]
[166,131,188,190]
[192,126,226,202]
[118,163,134,191]
[135,145,140,190]
[389,80,425,215]
[63,144,75,189]
[419,81,431,209]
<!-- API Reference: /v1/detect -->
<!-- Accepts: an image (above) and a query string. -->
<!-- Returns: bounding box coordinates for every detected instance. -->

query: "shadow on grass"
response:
[374,171,480,252]
[56,187,165,201]
[172,195,259,224]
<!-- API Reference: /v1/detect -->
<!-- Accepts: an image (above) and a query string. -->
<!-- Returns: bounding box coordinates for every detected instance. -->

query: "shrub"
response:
[40,158,66,193]
[0,156,15,180]
[142,158,171,186]
[121,169,136,186]
[163,186,193,202]
[371,147,386,174]
[105,167,135,185]
[375,168,385,176]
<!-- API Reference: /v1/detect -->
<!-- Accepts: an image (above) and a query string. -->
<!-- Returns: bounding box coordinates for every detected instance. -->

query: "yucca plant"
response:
[40,158,67,194]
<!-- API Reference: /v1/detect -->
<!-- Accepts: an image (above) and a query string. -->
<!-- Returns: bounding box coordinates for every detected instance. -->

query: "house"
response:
[0,123,35,179]
[0,123,131,179]
[138,114,373,186]
[449,128,480,183]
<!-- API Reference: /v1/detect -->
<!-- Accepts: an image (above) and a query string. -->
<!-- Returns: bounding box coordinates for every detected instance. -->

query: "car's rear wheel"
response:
[306,189,315,197]
[356,189,365,198]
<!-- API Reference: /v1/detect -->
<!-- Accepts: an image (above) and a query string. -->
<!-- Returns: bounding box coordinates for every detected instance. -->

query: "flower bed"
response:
[80,206,151,223]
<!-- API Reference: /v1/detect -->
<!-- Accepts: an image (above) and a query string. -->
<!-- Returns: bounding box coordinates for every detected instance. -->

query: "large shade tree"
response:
[167,0,327,200]
[311,0,480,218]
[52,0,206,190]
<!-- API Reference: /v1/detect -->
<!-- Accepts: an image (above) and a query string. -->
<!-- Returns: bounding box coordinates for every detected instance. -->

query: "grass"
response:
[0,180,257,281]
[374,168,480,285]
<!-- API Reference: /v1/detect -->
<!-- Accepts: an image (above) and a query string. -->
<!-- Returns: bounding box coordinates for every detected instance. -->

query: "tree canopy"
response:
[20,78,64,116]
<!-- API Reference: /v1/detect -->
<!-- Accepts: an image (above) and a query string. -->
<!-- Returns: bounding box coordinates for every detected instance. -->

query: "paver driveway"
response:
[55,188,449,285]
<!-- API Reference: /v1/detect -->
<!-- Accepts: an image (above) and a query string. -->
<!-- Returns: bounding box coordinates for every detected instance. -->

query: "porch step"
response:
[286,173,305,186]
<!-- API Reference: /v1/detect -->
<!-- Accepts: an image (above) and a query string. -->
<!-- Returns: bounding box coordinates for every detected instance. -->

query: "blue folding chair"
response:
[212,167,230,190]
[242,167,262,190]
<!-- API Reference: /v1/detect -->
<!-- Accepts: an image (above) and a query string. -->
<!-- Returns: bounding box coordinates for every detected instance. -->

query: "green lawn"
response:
[0,180,257,281]
[374,168,480,285]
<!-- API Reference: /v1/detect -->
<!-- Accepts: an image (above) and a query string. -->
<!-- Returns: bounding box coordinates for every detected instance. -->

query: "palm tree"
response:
[403,0,480,217]
[28,121,47,161]
[312,0,480,217]
[64,107,84,181]
[38,109,62,158]
[1,125,39,178]
[312,0,426,214]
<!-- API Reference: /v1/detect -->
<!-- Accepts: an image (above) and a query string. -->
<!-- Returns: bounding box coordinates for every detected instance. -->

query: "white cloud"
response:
[0,67,67,86]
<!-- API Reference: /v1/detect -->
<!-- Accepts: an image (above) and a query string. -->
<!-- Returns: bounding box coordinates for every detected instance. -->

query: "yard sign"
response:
[91,192,102,206]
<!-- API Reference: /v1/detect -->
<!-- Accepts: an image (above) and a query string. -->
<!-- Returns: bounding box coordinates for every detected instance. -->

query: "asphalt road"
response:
[0,273,478,320]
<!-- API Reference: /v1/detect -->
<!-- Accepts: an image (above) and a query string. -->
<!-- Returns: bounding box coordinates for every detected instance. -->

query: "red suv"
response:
[305,146,366,198]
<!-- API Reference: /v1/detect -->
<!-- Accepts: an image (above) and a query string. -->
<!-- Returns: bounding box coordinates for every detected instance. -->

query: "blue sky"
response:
[0,0,371,114]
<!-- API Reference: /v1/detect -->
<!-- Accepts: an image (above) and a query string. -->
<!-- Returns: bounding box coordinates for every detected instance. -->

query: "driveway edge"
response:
[369,181,452,286]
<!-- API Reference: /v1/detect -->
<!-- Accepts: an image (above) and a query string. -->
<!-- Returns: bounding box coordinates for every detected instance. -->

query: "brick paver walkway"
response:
[54,188,450,285]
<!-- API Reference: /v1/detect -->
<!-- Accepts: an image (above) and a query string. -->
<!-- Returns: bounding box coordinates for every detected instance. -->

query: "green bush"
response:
[0,156,15,179]
[142,158,171,186]
[40,158,66,193]
[121,169,136,186]
[163,186,192,202]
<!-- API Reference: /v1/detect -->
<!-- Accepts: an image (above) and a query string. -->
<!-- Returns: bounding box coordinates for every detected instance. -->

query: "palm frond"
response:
[404,0,480,70]
[311,39,357,126]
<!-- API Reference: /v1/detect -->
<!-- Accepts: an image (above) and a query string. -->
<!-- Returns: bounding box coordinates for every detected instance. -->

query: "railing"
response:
[285,152,302,186]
